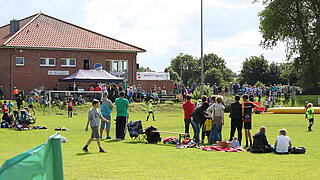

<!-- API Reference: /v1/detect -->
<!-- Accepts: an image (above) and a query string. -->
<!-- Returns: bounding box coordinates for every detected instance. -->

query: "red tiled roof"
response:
[0,13,145,53]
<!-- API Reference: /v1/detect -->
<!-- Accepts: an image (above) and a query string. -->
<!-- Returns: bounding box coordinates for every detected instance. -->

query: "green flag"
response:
[0,133,64,180]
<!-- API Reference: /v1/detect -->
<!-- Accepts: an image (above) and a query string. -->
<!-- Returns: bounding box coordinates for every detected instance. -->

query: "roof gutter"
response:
[0,46,146,53]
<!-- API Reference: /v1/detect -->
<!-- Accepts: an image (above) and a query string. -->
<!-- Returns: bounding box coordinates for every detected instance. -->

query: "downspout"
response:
[10,48,16,99]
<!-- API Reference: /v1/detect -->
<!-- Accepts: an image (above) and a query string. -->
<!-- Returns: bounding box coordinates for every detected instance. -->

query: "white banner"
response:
[136,72,170,81]
[48,70,69,76]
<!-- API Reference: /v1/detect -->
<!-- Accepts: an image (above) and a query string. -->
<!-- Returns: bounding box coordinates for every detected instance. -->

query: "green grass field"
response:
[0,106,319,180]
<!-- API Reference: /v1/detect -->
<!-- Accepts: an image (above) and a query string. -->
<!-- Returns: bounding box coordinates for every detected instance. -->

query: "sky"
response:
[0,0,286,73]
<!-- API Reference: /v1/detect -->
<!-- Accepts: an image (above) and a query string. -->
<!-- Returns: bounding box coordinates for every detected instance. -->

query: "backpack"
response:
[127,120,143,138]
[145,126,161,144]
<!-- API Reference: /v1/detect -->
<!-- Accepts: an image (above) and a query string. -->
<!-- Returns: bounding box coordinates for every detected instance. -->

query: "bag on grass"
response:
[145,126,161,144]
[290,147,306,154]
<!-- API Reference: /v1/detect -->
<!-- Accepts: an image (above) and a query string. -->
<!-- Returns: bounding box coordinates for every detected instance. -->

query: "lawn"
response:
[0,105,319,180]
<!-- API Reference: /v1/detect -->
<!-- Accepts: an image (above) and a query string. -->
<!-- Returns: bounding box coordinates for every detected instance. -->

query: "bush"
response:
[192,85,212,100]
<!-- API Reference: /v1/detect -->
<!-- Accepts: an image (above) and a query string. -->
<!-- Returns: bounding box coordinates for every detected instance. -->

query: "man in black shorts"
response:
[242,94,259,147]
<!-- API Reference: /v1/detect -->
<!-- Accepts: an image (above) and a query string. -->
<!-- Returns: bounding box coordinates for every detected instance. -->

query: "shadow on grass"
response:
[76,152,93,156]
[124,141,147,144]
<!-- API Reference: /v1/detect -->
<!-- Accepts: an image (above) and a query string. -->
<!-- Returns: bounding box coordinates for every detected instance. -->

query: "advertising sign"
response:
[136,72,170,81]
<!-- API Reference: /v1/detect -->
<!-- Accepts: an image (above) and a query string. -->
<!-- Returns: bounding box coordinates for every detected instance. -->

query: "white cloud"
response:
[205,30,287,73]
[83,0,199,55]
[81,0,286,72]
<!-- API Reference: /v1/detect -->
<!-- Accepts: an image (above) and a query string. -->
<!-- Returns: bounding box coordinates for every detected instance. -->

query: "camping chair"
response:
[127,120,146,142]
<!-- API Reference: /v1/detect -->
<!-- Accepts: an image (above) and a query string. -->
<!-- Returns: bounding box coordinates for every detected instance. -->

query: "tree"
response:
[204,53,234,83]
[259,0,320,93]
[166,66,181,82]
[240,55,269,85]
[137,66,154,72]
[267,62,282,85]
[204,68,224,86]
[169,53,199,86]
[279,62,300,85]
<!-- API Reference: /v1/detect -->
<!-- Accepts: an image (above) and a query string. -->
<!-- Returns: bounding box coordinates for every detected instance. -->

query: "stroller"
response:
[127,120,145,141]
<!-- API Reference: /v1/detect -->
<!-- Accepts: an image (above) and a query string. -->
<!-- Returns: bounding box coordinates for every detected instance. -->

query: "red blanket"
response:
[201,146,244,152]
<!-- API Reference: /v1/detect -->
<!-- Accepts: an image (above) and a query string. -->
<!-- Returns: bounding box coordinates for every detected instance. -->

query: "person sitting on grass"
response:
[274,129,292,154]
[83,99,110,153]
[305,103,315,131]
[146,100,155,121]
[249,126,273,153]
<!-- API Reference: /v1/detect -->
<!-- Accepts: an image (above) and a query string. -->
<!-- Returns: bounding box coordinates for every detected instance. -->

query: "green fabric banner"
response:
[0,133,64,180]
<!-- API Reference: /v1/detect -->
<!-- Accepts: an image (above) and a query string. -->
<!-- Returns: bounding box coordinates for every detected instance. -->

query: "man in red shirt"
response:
[95,85,102,100]
[182,95,195,137]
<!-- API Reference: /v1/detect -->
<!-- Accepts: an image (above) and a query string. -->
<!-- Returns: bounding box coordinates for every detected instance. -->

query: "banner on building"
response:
[48,70,69,76]
[0,133,64,180]
[136,72,170,81]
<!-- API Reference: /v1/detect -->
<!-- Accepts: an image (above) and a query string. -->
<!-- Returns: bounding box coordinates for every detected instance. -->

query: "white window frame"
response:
[61,58,76,67]
[15,57,24,66]
[105,60,128,72]
[40,58,56,67]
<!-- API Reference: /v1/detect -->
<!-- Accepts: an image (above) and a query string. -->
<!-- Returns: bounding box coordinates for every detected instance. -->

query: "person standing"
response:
[100,92,113,139]
[146,100,155,121]
[229,95,243,145]
[115,91,129,140]
[182,95,195,137]
[67,98,73,118]
[207,96,225,144]
[27,95,36,115]
[191,102,209,144]
[242,94,259,148]
[306,103,315,131]
[0,86,4,100]
[82,99,109,153]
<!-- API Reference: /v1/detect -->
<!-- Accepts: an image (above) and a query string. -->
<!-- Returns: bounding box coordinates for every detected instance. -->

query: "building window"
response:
[105,60,128,72]
[40,58,56,67]
[16,57,24,66]
[61,58,76,67]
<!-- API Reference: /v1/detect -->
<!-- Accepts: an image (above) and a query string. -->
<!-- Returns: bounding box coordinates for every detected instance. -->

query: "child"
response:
[67,98,73,118]
[146,100,155,121]
[242,94,259,148]
[306,103,314,131]
[83,99,109,153]
[27,95,36,115]
[264,96,270,112]
[274,129,292,154]
[203,118,212,144]
[7,101,13,113]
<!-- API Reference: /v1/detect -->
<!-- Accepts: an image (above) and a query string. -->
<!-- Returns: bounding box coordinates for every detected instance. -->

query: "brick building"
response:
[0,13,146,98]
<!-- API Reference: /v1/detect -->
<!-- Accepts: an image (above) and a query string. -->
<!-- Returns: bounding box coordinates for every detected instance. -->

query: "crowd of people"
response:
[0,83,311,154]
[182,94,310,154]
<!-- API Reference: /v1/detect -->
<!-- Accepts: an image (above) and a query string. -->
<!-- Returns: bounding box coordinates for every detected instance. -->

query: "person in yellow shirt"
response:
[203,119,212,144]
[306,103,315,131]
[146,100,155,121]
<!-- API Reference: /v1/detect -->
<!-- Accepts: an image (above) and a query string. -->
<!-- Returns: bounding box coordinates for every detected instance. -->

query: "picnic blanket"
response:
[201,146,244,152]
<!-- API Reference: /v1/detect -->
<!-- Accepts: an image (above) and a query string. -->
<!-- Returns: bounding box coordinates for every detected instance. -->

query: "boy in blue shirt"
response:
[100,92,113,139]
